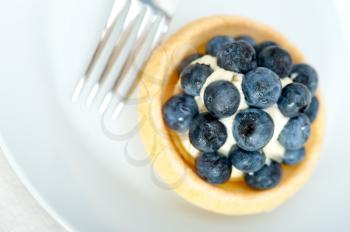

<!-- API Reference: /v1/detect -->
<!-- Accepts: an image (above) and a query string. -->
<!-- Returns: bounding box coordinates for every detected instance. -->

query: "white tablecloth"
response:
[0,149,65,232]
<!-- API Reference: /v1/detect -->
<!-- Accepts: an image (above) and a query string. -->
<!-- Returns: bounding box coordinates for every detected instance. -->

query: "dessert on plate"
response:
[139,16,325,215]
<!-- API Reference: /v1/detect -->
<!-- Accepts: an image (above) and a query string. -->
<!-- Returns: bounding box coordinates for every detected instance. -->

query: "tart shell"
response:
[138,16,325,215]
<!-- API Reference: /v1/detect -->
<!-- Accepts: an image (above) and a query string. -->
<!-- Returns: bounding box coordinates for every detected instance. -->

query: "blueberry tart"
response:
[139,16,325,215]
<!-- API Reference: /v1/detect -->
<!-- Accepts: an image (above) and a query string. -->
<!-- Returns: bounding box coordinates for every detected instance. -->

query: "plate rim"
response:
[0,133,75,232]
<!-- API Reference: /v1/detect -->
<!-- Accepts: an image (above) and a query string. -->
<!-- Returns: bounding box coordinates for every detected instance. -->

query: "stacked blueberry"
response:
[163,34,319,190]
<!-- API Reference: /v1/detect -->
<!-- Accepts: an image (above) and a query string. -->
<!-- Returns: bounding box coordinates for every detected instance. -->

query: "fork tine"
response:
[85,0,131,79]
[94,9,154,110]
[100,14,166,117]
[72,0,131,102]
[99,17,152,114]
[86,6,148,108]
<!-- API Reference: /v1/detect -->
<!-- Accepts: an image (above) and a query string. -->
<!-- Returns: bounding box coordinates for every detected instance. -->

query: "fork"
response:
[72,0,177,118]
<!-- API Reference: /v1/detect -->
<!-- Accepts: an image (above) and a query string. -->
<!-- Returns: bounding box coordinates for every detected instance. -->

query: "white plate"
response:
[1,0,350,231]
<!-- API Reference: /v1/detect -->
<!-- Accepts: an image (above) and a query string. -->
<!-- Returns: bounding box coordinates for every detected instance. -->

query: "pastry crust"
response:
[138,16,325,215]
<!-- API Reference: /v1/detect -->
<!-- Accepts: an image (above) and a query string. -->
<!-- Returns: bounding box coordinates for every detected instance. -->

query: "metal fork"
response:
[72,0,177,118]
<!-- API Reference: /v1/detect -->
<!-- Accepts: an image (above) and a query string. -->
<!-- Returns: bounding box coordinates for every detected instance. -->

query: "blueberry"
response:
[242,67,282,108]
[278,83,312,117]
[178,53,202,73]
[162,93,198,132]
[278,114,311,150]
[217,41,257,74]
[244,161,282,189]
[232,108,274,151]
[258,45,292,77]
[204,80,240,118]
[235,35,256,47]
[254,41,278,55]
[229,145,266,172]
[283,147,305,165]
[189,113,227,152]
[206,35,235,56]
[195,152,232,184]
[290,64,319,95]
[180,63,213,96]
[304,96,319,123]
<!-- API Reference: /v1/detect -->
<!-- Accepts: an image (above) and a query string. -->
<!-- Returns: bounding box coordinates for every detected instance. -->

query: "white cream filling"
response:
[178,55,292,179]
